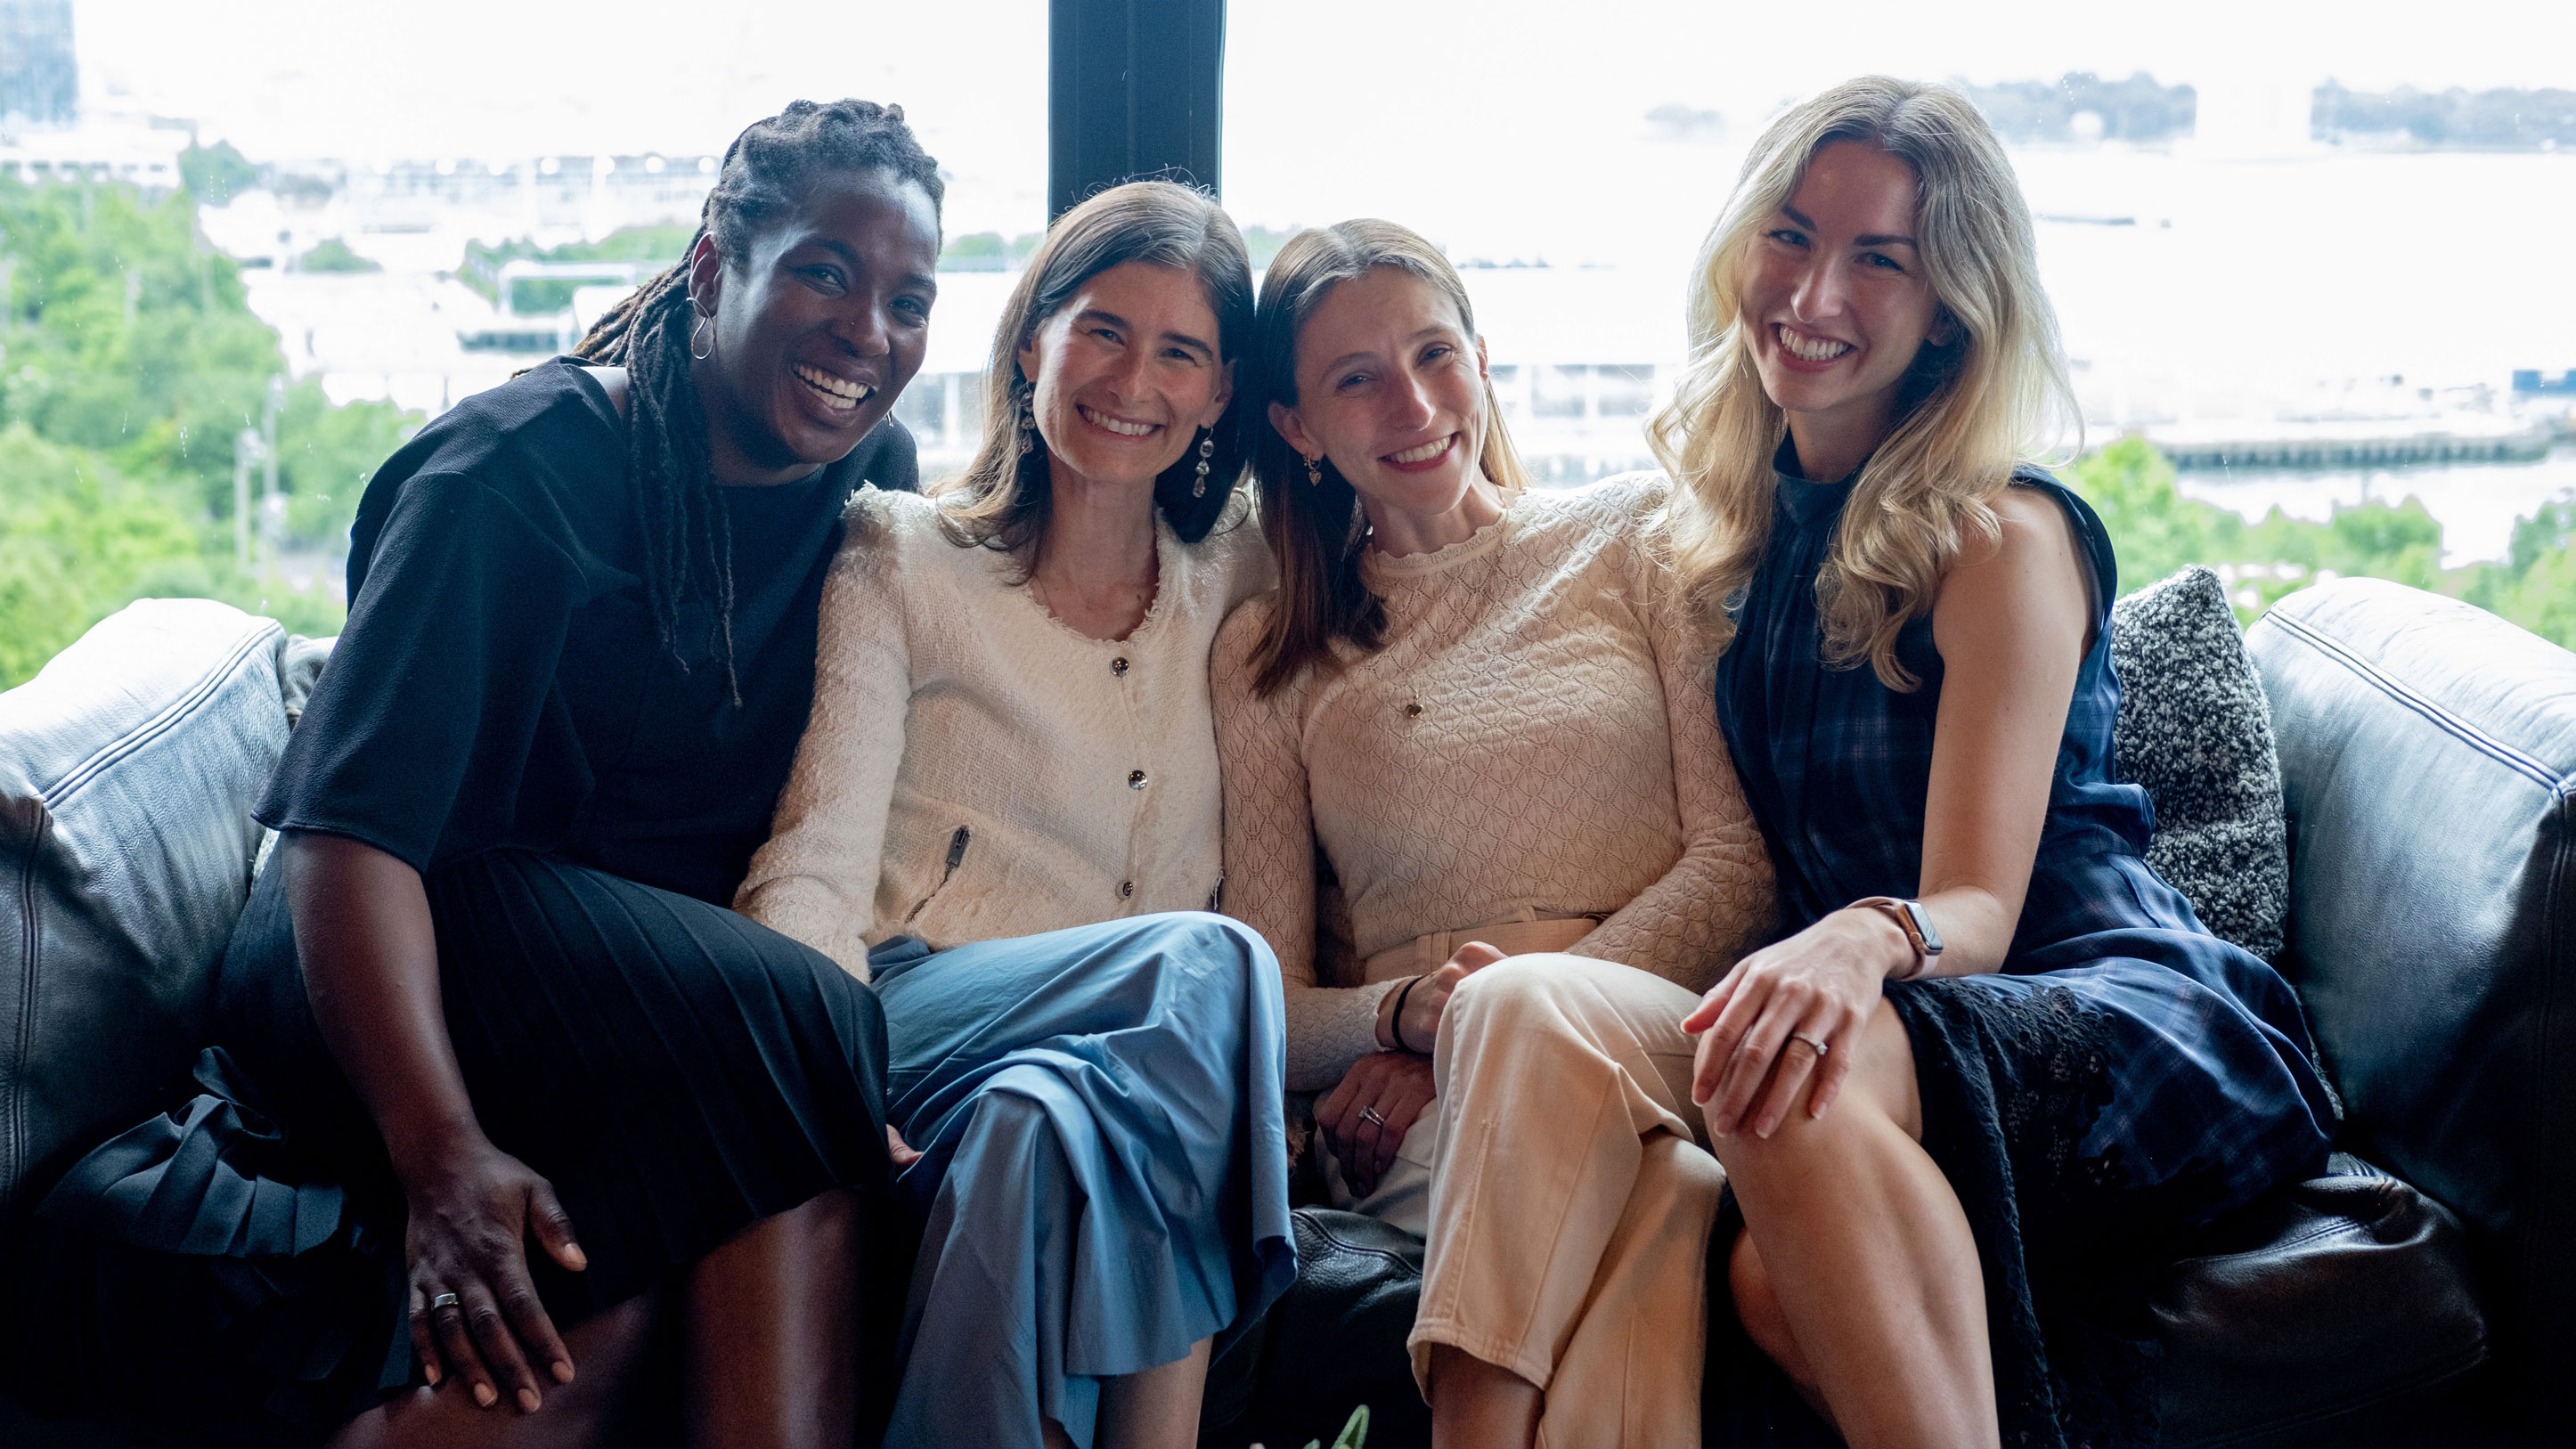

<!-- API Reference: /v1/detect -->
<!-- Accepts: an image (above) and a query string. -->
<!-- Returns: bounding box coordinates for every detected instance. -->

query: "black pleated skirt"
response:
[16,849,894,1442]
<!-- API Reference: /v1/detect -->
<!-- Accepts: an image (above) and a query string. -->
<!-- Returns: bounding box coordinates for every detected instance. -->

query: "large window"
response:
[1226,0,2576,623]
[4,0,2574,686]
[1,1,1045,681]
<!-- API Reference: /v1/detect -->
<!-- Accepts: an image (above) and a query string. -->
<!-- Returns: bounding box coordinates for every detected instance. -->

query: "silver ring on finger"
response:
[1785,1031,1830,1056]
[1357,1105,1388,1127]
[429,1291,462,1312]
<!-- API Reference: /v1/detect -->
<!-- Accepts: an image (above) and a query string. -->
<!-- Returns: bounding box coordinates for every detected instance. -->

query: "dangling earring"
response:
[1017,384,1039,457]
[1304,453,1324,488]
[1191,431,1215,499]
[689,308,714,362]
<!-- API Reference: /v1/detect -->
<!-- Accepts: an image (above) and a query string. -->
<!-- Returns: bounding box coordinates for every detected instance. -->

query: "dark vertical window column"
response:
[1048,0,1226,216]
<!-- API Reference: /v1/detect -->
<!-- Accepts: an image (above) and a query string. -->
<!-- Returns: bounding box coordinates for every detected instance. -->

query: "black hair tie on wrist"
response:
[1390,974,1428,1055]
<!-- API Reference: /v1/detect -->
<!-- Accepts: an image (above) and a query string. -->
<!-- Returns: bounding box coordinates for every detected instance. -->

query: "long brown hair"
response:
[934,180,1255,564]
[1243,220,1531,696]
[1651,77,2077,689]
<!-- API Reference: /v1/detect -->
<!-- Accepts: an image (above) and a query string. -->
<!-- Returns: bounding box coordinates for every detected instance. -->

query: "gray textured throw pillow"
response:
[2109,566,2290,958]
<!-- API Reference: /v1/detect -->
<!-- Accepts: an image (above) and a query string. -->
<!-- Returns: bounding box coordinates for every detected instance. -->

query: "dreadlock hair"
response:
[570,98,943,701]
[935,179,1256,566]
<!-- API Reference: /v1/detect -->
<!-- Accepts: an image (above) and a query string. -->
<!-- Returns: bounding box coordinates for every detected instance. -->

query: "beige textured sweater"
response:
[1215,473,1775,1091]
[738,485,1274,976]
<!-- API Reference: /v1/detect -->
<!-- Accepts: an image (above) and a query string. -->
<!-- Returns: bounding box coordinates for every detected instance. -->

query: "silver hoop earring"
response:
[689,311,714,362]
[1304,454,1323,488]
[1192,432,1215,499]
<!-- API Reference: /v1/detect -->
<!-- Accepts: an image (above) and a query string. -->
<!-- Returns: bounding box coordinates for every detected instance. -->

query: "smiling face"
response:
[1271,266,1493,525]
[1742,138,1952,473]
[1015,260,1234,493]
[691,166,941,484]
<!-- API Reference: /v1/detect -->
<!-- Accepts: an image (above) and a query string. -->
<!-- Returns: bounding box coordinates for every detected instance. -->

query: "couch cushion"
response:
[2111,566,2291,958]
[2247,578,2576,1421]
[0,600,294,1211]
[2152,1152,2487,1448]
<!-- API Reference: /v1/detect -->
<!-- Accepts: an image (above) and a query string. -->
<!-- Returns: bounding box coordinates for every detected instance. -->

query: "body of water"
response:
[2176,444,2576,566]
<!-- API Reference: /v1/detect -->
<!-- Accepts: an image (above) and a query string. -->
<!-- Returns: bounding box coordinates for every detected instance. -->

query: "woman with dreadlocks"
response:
[35,101,942,1449]
[736,180,1292,1449]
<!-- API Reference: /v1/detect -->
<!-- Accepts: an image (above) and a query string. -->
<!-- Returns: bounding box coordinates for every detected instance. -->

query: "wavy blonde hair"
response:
[1651,76,2078,689]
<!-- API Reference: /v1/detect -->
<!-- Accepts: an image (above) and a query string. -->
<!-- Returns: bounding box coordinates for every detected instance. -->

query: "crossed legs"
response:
[1713,1000,1997,1449]
[1413,955,1724,1449]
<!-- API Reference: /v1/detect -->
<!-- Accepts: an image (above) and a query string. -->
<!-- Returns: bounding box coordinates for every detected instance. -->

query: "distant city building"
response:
[0,0,75,127]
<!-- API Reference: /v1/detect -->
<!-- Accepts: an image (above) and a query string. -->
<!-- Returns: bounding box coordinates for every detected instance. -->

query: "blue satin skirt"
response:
[868,912,1295,1449]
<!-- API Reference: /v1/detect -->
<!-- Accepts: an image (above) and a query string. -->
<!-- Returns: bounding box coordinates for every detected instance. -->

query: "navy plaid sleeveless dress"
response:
[1705,462,2336,1448]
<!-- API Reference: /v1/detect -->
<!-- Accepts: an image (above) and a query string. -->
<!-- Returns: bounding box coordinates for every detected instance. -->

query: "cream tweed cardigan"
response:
[738,484,1275,977]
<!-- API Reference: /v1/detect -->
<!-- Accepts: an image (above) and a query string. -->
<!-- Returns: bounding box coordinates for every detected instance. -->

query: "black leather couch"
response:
[4,579,2568,1447]
[1205,579,2568,1449]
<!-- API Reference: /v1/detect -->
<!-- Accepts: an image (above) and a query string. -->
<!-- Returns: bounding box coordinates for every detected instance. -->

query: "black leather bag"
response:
[1203,1209,1431,1449]
[2151,1153,2486,1447]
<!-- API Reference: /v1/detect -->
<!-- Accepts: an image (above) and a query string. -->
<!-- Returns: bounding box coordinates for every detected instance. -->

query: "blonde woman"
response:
[1660,79,2335,1448]
[1214,221,1773,1448]
[738,182,1290,1449]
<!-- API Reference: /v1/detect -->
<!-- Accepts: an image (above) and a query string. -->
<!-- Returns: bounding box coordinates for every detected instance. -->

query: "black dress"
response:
[29,361,917,1438]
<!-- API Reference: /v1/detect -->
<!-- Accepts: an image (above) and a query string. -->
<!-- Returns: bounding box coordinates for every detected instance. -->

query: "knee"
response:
[1444,953,1633,1056]
[1707,1000,1917,1174]
[1444,953,1577,1033]
[1147,911,1275,974]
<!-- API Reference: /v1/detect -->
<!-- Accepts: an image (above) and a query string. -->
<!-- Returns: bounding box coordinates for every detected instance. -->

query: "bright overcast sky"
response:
[77,0,2576,242]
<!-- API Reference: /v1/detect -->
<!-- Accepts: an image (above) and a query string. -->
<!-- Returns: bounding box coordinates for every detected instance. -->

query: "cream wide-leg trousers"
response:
[1404,953,1724,1449]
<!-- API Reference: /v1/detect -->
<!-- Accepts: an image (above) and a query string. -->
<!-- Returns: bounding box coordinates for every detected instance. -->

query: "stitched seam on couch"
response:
[40,623,279,809]
[2265,610,2564,790]
[4,802,43,1213]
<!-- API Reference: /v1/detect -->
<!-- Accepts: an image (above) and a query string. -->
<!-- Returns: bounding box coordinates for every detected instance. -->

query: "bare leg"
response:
[329,1293,657,1449]
[1427,1344,1542,1449]
[1731,1234,1830,1422]
[1710,1000,1996,1449]
[685,1188,864,1449]
[1096,1337,1214,1449]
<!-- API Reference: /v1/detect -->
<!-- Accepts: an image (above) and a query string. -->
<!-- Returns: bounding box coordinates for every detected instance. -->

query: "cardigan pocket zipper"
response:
[902,826,973,926]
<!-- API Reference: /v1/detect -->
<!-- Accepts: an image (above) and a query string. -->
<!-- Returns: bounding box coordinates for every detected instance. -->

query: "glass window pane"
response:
[1225,0,2576,637]
[4,4,1042,678]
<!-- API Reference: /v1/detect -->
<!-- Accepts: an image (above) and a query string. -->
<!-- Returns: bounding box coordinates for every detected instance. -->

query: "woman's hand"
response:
[1317,1052,1438,1198]
[399,1134,587,1412]
[1683,907,1910,1137]
[887,1124,922,1169]
[1379,940,1508,1053]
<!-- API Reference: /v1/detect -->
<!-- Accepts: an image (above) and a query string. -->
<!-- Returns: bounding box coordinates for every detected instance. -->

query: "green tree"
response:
[459,223,696,313]
[296,237,381,273]
[178,141,257,205]
[0,174,423,687]
[2067,432,2576,655]
[2059,435,2241,590]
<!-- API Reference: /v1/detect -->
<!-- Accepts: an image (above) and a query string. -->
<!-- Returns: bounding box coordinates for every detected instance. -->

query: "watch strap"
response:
[1849,896,1942,980]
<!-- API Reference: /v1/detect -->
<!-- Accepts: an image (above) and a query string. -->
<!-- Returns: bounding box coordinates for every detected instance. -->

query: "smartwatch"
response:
[1850,896,1943,981]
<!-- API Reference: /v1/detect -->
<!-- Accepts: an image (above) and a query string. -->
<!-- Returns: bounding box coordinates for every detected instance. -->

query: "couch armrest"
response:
[0,600,296,1211]
[2246,579,2576,1420]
